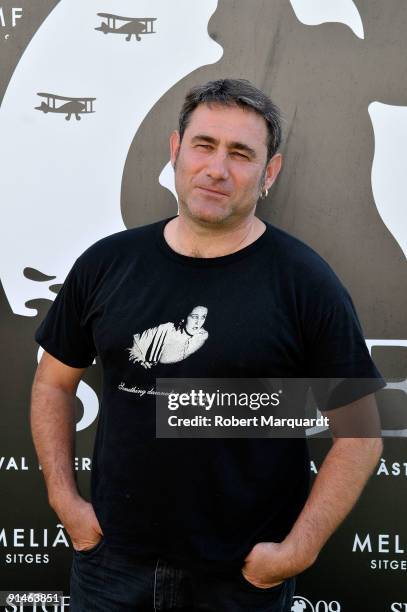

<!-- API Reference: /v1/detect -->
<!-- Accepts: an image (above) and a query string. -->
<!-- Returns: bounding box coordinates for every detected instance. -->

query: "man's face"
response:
[170,103,281,226]
[185,306,207,335]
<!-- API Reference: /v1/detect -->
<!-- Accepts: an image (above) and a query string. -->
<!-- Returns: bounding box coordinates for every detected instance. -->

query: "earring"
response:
[262,188,269,200]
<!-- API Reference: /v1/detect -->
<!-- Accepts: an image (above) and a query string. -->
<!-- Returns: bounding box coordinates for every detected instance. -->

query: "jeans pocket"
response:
[74,536,106,558]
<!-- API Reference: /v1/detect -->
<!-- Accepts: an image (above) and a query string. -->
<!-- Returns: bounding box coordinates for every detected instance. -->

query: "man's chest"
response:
[88,265,306,379]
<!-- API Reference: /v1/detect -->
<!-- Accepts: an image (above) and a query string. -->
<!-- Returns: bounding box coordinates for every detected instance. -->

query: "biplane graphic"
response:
[95,14,157,41]
[35,93,96,121]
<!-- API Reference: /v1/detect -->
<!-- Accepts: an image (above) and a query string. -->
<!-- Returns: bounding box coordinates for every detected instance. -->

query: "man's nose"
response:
[205,151,229,180]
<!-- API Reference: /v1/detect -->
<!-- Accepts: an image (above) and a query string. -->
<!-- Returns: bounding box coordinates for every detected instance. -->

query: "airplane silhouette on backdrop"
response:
[95,14,157,41]
[35,92,96,120]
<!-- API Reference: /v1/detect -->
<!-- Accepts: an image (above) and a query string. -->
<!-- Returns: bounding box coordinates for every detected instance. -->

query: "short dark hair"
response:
[178,78,282,161]
[175,305,208,332]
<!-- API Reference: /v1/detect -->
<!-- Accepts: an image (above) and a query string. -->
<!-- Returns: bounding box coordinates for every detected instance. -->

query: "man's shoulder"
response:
[267,223,330,269]
[76,218,166,267]
[266,223,346,295]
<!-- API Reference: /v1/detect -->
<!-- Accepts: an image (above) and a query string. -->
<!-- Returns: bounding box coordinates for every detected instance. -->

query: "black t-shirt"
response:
[35,217,384,572]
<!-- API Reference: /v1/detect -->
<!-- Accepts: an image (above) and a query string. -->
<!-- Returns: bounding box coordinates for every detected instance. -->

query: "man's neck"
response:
[163,214,266,258]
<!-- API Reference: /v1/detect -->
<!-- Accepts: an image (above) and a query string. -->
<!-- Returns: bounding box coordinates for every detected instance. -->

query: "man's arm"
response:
[31,351,103,551]
[242,394,383,587]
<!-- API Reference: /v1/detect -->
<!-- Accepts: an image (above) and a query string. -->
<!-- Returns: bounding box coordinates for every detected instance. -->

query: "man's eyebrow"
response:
[191,134,257,158]
[191,135,218,146]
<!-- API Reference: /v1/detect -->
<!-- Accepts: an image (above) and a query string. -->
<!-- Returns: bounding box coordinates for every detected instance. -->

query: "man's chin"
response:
[184,201,232,225]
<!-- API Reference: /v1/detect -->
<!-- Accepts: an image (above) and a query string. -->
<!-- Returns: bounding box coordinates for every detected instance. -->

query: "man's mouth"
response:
[196,186,230,197]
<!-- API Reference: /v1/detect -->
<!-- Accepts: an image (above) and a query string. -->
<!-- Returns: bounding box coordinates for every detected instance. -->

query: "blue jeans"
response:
[70,538,296,611]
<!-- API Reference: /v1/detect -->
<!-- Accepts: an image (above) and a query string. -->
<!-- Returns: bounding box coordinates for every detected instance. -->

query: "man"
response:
[31,79,384,611]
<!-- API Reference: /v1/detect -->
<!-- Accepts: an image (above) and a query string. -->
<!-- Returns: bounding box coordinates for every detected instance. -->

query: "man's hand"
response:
[53,494,103,552]
[241,540,315,588]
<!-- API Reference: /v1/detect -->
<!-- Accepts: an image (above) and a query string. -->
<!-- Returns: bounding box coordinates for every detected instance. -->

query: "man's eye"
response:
[231,151,249,160]
[196,144,211,150]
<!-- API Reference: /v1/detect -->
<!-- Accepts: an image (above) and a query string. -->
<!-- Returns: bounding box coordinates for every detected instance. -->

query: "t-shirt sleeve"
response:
[304,278,386,409]
[34,257,97,368]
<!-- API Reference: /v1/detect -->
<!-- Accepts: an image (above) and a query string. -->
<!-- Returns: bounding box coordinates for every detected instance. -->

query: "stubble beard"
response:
[173,154,231,226]
[173,154,267,228]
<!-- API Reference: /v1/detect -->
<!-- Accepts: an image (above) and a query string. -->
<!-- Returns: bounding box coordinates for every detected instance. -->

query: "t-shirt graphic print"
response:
[128,306,208,369]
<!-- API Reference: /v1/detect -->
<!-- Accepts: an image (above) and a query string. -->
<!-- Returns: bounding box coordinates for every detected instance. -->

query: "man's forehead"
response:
[185,102,268,145]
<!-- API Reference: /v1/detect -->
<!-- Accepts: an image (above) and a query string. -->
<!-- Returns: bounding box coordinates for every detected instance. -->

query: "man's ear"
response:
[264,153,283,191]
[170,130,181,168]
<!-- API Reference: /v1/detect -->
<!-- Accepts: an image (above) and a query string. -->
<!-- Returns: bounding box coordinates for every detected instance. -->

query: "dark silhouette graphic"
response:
[95,14,157,42]
[35,93,96,121]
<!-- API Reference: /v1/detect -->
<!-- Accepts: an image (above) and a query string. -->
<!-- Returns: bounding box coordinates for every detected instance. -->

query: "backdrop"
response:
[0,1,406,611]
